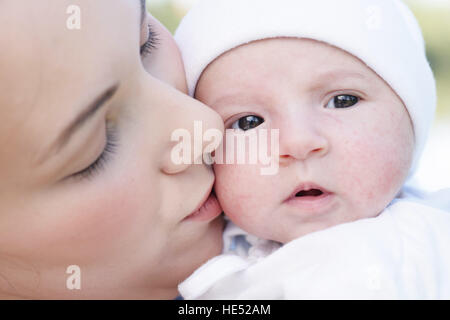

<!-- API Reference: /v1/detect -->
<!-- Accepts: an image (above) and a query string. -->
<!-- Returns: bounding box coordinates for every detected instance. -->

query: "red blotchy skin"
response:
[198,38,414,243]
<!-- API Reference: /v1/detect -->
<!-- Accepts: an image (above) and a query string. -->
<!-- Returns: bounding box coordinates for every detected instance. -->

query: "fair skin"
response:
[0,0,224,299]
[196,38,415,244]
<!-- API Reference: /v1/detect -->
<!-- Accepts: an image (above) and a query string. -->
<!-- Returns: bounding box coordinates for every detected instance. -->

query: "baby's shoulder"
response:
[387,187,450,233]
[238,200,450,299]
[394,186,450,212]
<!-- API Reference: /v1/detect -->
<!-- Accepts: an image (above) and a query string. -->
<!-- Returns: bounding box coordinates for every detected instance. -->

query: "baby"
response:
[175,0,450,299]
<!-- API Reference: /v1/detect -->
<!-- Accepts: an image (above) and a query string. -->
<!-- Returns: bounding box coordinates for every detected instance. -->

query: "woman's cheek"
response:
[28,178,155,263]
[69,182,142,243]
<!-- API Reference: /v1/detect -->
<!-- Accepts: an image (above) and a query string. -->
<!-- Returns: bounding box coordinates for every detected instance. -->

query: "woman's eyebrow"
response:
[38,84,119,164]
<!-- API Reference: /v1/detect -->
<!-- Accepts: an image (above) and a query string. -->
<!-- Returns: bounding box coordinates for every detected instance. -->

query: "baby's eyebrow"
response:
[305,69,370,93]
[316,70,367,82]
[209,92,270,110]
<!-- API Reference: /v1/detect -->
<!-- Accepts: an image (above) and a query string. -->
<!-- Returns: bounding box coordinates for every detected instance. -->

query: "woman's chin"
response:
[183,215,224,268]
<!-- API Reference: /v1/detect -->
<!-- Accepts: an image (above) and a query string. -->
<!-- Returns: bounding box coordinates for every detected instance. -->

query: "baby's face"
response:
[196,38,414,243]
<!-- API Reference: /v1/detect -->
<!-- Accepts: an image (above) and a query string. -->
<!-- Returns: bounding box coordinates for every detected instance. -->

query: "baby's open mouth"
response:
[295,189,324,197]
[285,183,335,213]
[286,182,332,201]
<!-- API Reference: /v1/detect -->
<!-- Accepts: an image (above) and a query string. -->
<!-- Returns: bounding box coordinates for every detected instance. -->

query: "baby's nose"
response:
[278,121,329,164]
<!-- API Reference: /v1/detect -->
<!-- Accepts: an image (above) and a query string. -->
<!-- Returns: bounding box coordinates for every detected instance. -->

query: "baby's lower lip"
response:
[284,192,335,213]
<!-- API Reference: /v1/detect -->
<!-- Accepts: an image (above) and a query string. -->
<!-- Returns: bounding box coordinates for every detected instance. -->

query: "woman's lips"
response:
[184,189,223,222]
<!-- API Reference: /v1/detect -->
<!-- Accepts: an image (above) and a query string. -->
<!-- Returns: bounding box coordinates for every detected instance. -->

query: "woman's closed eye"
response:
[325,94,360,109]
[140,24,159,58]
[231,115,265,131]
[70,24,158,181]
[70,127,118,180]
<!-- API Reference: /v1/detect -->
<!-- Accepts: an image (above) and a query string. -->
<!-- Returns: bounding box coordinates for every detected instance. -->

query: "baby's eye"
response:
[231,115,265,131]
[326,94,360,109]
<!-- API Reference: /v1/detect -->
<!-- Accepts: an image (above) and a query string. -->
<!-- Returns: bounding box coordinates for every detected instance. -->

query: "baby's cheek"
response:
[338,121,412,214]
[214,164,248,220]
[367,120,412,192]
[214,163,266,229]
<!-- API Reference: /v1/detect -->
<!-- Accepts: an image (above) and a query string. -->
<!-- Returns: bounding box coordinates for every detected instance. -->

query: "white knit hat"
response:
[175,0,436,177]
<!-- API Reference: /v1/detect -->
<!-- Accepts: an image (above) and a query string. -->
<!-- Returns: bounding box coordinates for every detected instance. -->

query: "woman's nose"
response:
[159,89,224,175]
[278,115,329,166]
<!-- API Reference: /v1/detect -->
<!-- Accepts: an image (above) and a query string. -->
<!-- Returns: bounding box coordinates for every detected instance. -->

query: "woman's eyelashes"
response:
[71,127,118,180]
[69,22,154,182]
[231,115,265,131]
[325,94,360,109]
[140,24,159,58]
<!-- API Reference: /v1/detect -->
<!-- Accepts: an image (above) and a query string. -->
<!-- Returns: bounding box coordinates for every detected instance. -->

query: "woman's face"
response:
[0,0,224,299]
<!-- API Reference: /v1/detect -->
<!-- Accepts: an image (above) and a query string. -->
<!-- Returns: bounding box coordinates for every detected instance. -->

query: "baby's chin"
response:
[276,221,345,244]
[250,222,340,244]
[235,204,385,244]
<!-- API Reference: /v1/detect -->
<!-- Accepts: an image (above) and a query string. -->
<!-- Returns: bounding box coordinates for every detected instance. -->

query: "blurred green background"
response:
[147,0,450,121]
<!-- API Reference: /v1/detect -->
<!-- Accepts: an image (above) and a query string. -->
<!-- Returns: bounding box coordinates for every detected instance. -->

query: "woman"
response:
[0,0,224,299]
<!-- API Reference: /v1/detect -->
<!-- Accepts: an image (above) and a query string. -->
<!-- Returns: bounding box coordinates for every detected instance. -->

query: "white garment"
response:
[178,188,450,299]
